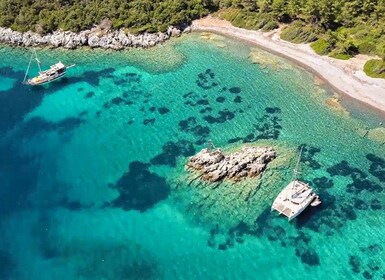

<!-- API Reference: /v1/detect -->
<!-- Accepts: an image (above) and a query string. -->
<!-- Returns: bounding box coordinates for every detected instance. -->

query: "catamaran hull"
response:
[287,197,315,221]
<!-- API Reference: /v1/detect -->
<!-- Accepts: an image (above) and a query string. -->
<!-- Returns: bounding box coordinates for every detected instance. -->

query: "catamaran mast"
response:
[292,145,303,182]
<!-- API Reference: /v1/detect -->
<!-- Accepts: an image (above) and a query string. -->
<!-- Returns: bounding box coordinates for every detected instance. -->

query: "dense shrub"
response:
[0,0,218,34]
[358,41,377,55]
[261,20,279,32]
[311,39,331,55]
[364,59,385,79]
[280,22,318,43]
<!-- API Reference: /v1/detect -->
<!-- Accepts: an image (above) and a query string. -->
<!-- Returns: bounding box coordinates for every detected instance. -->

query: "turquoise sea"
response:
[1,33,385,280]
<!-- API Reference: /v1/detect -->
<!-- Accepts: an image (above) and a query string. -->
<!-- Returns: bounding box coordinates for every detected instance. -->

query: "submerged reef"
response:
[186,146,276,182]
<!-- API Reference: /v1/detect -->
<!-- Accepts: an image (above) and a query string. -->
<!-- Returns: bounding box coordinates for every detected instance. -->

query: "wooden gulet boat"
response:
[23,50,75,86]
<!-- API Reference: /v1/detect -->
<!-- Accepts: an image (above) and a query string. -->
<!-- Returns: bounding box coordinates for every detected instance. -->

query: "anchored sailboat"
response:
[271,146,321,221]
[23,50,75,86]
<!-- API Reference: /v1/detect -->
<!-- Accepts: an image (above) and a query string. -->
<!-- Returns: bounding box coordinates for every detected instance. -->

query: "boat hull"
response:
[287,195,315,221]
[271,180,316,221]
[27,71,66,86]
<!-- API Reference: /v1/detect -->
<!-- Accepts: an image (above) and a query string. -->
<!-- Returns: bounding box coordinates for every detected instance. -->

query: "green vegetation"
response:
[215,0,385,61]
[310,39,330,55]
[1,0,385,70]
[280,22,317,43]
[0,0,217,34]
[216,8,277,31]
[364,59,385,79]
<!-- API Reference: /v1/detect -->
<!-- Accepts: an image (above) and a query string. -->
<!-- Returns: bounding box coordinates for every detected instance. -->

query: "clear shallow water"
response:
[0,33,385,280]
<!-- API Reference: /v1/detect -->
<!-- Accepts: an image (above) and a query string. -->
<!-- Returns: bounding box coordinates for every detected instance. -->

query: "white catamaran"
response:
[23,50,75,86]
[271,146,321,221]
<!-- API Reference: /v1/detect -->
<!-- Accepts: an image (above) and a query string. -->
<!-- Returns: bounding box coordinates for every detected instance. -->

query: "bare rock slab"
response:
[187,146,276,182]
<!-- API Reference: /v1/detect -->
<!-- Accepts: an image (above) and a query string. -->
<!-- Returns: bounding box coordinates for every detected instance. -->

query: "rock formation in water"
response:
[0,26,190,50]
[187,146,276,182]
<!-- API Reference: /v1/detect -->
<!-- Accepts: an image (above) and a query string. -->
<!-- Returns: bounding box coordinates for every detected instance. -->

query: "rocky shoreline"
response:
[0,25,188,50]
[187,146,276,182]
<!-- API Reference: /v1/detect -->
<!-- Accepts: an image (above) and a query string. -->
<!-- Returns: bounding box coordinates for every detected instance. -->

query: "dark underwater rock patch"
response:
[253,107,282,140]
[196,69,218,90]
[327,159,383,194]
[103,101,111,109]
[178,117,210,140]
[197,99,209,106]
[267,226,286,241]
[265,107,281,114]
[227,137,243,144]
[158,107,170,115]
[110,161,170,211]
[149,106,156,112]
[340,205,357,220]
[300,145,322,170]
[312,176,334,189]
[298,248,320,266]
[21,116,84,138]
[203,109,235,124]
[327,160,366,178]
[78,67,115,87]
[229,106,282,143]
[366,153,385,182]
[361,244,383,255]
[143,118,156,125]
[229,87,241,94]
[233,96,242,103]
[111,97,125,105]
[84,91,95,99]
[346,178,383,194]
[103,96,133,109]
[199,107,212,114]
[362,271,373,279]
[216,96,225,103]
[114,72,141,85]
[179,117,196,131]
[353,198,368,210]
[150,140,195,167]
[349,255,361,273]
[185,99,210,107]
[191,125,210,139]
[183,92,195,98]
[370,199,382,210]
[59,198,90,211]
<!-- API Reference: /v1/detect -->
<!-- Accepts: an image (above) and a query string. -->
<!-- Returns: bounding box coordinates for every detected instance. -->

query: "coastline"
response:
[192,17,385,116]
[0,25,185,50]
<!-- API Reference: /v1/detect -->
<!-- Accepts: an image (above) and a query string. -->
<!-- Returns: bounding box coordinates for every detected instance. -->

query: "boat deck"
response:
[272,203,292,217]
[271,180,316,221]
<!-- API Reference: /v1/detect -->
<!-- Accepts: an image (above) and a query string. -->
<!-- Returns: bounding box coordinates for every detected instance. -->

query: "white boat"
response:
[23,50,75,86]
[271,146,321,221]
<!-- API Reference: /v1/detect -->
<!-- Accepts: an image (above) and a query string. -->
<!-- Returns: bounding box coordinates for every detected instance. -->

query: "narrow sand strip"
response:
[192,16,385,115]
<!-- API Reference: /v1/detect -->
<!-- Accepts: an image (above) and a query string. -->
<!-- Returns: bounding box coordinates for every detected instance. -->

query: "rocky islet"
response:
[186,145,276,182]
